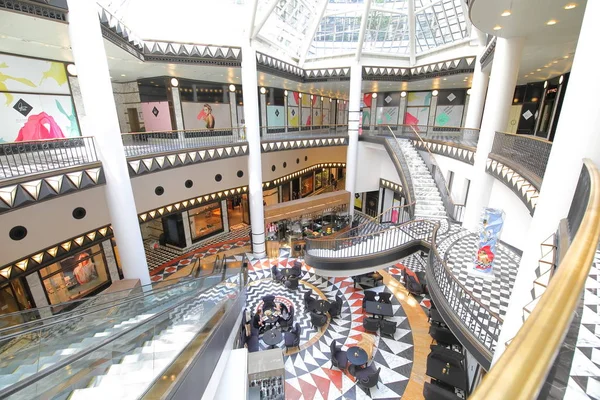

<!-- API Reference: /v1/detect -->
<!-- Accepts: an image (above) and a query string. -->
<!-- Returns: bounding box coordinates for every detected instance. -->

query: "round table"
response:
[312,299,331,314]
[262,328,283,349]
[262,312,280,325]
[346,346,368,366]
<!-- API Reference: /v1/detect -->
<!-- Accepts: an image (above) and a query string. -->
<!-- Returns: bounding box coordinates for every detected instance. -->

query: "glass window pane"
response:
[188,202,224,241]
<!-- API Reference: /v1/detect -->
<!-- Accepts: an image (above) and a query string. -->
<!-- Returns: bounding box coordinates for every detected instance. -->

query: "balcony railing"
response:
[0,137,98,181]
[489,131,552,187]
[262,124,348,138]
[368,124,480,148]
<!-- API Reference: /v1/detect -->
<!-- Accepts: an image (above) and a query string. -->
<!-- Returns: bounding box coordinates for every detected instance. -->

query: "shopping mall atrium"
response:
[0,0,598,398]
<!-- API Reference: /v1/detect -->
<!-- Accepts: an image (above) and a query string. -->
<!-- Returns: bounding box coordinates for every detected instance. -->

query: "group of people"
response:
[252,302,290,333]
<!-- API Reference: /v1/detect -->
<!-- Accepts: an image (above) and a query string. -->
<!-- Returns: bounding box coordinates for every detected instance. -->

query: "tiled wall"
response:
[112,82,144,133]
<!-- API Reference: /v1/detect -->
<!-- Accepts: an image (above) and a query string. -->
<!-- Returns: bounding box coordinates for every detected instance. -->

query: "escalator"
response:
[0,255,247,399]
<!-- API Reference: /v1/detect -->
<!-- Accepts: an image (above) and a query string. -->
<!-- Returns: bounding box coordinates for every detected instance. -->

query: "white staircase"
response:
[397,139,447,219]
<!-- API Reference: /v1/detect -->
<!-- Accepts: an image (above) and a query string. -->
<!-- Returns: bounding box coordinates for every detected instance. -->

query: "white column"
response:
[284,93,289,133]
[181,211,193,248]
[171,86,185,134]
[427,93,438,133]
[370,95,377,128]
[229,89,239,138]
[464,53,490,129]
[260,90,267,136]
[101,239,121,282]
[241,45,266,257]
[398,95,407,124]
[346,63,362,217]
[192,84,198,102]
[462,37,525,231]
[494,0,600,362]
[221,200,230,232]
[66,0,150,285]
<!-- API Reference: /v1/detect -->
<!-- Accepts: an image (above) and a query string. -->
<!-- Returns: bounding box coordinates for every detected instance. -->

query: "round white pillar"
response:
[464,50,490,129]
[241,45,266,257]
[66,0,150,285]
[462,37,525,231]
[345,63,362,217]
[494,0,600,362]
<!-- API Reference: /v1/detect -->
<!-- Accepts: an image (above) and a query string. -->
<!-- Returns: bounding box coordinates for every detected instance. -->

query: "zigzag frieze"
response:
[486,158,539,215]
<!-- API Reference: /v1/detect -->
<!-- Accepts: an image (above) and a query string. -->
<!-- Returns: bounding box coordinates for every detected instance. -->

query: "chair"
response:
[423,381,462,400]
[284,323,301,350]
[380,320,397,338]
[304,291,315,311]
[262,295,276,310]
[330,340,348,371]
[291,262,302,278]
[279,305,294,330]
[362,291,377,311]
[428,308,446,327]
[356,366,381,390]
[378,292,392,304]
[246,335,259,353]
[284,275,299,290]
[329,295,343,318]
[429,325,461,347]
[363,317,380,333]
[271,266,284,283]
[426,347,467,391]
[310,311,328,330]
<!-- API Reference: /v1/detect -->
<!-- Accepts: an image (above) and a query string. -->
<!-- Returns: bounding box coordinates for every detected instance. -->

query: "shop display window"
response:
[315,171,323,189]
[40,245,111,306]
[0,278,33,325]
[189,202,224,241]
[301,173,314,197]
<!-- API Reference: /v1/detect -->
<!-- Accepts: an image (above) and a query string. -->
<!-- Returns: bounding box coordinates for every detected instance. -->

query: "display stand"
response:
[248,349,285,400]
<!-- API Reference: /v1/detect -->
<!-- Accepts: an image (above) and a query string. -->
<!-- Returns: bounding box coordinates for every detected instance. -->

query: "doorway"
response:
[127,108,141,132]
[228,194,250,230]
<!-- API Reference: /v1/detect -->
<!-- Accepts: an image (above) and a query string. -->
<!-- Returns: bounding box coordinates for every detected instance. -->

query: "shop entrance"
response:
[228,194,250,230]
[0,279,33,326]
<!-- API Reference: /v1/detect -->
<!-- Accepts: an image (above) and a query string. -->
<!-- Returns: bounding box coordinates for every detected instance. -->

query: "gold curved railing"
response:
[471,159,600,399]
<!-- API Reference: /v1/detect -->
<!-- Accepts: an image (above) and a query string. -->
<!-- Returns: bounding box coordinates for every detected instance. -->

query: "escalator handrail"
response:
[0,275,241,399]
[0,274,209,341]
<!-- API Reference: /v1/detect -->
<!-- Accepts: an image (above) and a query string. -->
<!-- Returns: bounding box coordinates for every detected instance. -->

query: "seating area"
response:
[361,290,397,337]
[242,295,295,352]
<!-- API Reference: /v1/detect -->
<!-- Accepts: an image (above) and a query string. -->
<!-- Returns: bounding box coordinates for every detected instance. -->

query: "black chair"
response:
[380,320,397,338]
[362,291,377,311]
[310,311,328,330]
[291,261,302,277]
[285,275,299,290]
[246,335,259,353]
[404,269,426,295]
[279,305,295,330]
[415,271,428,293]
[284,323,301,350]
[378,292,392,304]
[329,295,343,318]
[330,340,348,371]
[423,381,462,400]
[426,346,467,391]
[428,308,446,327]
[262,295,276,310]
[356,366,381,390]
[304,291,315,311]
[271,266,284,283]
[363,317,380,333]
[429,325,461,347]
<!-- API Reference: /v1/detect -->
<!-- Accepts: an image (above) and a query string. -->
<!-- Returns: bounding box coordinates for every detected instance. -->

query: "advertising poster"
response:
[182,102,232,129]
[267,105,284,127]
[378,107,399,125]
[288,107,299,127]
[323,108,330,125]
[302,107,311,126]
[470,208,505,279]
[362,108,371,126]
[404,106,429,126]
[0,53,70,95]
[435,105,464,127]
[141,102,172,132]
[312,108,322,126]
[354,193,363,210]
[301,94,311,107]
[288,91,299,107]
[407,91,432,106]
[0,93,80,143]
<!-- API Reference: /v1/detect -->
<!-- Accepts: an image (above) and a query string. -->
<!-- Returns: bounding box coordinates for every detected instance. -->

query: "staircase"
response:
[396,139,447,220]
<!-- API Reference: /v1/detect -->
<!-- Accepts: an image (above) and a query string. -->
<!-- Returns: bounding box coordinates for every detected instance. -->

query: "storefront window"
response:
[315,171,323,189]
[189,202,224,241]
[301,173,314,197]
[263,188,278,206]
[111,238,124,279]
[39,245,110,306]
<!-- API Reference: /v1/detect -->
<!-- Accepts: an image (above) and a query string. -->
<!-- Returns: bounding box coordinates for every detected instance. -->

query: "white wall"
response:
[487,179,532,250]
[355,142,402,193]
[431,153,474,205]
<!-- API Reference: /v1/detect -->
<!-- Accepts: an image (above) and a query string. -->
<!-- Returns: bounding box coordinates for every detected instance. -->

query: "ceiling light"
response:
[493,25,502,31]
[229,84,236,92]
[544,81,548,88]
[260,87,266,94]
[170,77,179,87]
[563,55,569,59]
[546,19,557,25]
[66,64,77,76]
[564,3,577,10]
[372,93,378,99]
[553,61,559,64]
[121,74,126,77]
[443,78,447,81]
[559,75,564,84]
[298,93,302,98]
[501,10,511,16]
[537,68,542,72]
[432,90,439,97]
[401,91,407,98]
[467,89,471,95]
[329,98,332,102]
[284,90,288,96]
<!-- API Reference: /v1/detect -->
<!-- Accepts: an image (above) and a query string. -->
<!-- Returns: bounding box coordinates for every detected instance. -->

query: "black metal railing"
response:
[384,132,416,217]
[262,124,348,138]
[370,124,480,148]
[429,225,503,355]
[0,137,98,180]
[490,131,552,183]
[567,163,592,241]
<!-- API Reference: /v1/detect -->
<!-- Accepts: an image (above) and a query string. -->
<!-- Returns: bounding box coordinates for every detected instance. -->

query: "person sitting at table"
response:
[253,309,265,333]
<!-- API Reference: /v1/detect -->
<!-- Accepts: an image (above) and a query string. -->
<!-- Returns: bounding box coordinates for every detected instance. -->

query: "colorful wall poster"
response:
[434,105,464,127]
[377,107,399,125]
[470,208,505,279]
[407,91,432,106]
[362,108,371,126]
[302,107,311,126]
[354,193,363,210]
[323,108,330,125]
[382,92,401,107]
[288,91,299,107]
[181,102,232,129]
[267,105,284,127]
[141,102,172,132]
[0,93,80,143]
[301,93,311,107]
[312,108,322,126]
[363,93,373,108]
[0,53,70,95]
[288,107,299,127]
[404,106,429,126]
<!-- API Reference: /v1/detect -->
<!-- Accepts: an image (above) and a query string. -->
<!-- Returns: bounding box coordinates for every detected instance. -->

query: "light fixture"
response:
[559,75,564,84]
[321,96,324,101]
[120,74,126,77]
[284,90,288,96]
[229,84,236,92]
[553,61,559,64]
[298,93,302,98]
[260,87,266,94]
[501,10,511,16]
[546,19,557,25]
[493,25,502,31]
[372,93,378,99]
[400,91,407,98]
[513,98,519,103]
[544,81,548,88]
[467,89,472,95]
[310,94,314,99]
[329,98,332,102]
[537,68,542,72]
[564,3,577,10]
[563,55,569,59]
[66,64,77,76]
[531,97,539,102]
[170,77,179,87]
[432,90,439,97]
[443,78,447,81]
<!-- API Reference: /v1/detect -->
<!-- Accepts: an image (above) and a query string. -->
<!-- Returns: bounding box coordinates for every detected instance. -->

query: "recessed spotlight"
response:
[537,68,542,71]
[553,61,558,64]
[563,55,569,59]
[564,3,577,10]
[501,10,511,17]
[493,25,502,31]
[121,74,126,77]
[546,19,557,25]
